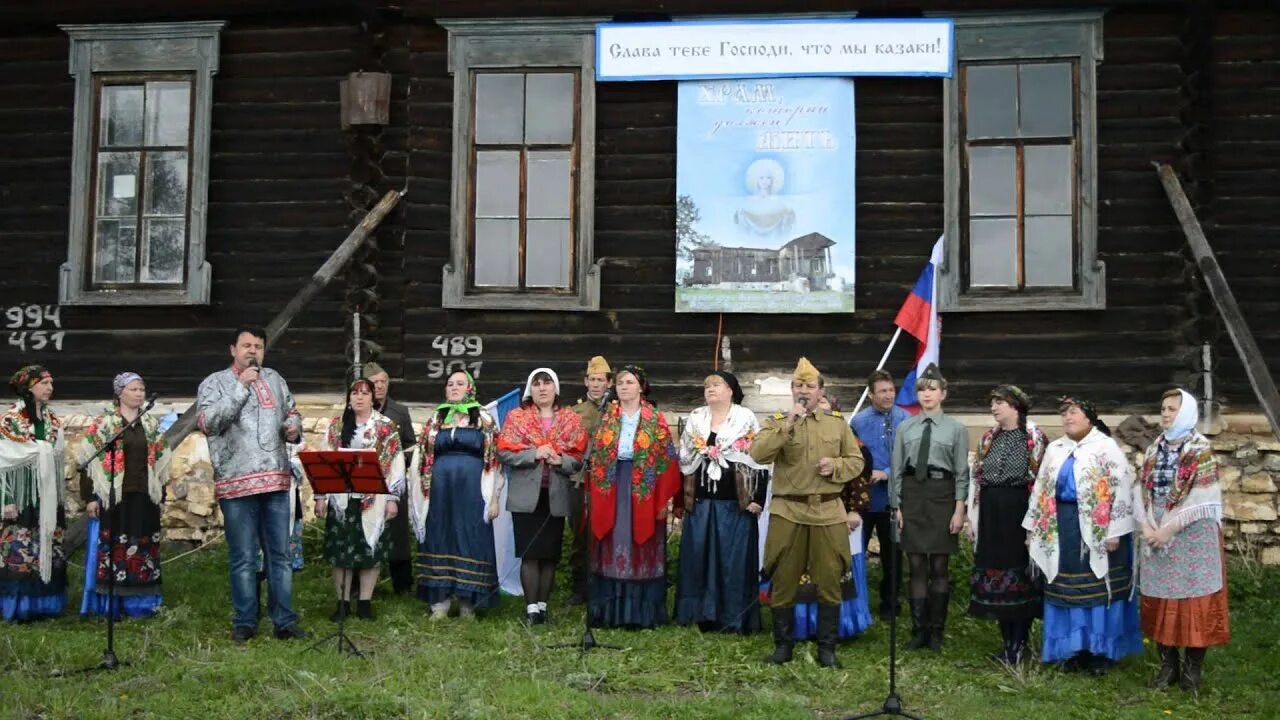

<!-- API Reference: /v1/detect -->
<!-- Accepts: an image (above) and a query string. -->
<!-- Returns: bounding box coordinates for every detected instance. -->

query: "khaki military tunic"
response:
[751,409,865,606]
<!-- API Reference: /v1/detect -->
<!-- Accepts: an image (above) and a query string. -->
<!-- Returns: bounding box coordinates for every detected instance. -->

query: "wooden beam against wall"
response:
[163,188,405,447]
[1155,163,1280,438]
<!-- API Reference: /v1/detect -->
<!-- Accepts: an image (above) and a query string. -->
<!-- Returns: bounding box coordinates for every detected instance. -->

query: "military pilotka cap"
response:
[586,356,612,376]
[792,356,820,383]
[918,363,945,384]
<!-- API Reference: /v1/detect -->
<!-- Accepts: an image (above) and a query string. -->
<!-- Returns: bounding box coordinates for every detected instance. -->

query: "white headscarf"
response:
[521,368,560,401]
[1163,388,1198,442]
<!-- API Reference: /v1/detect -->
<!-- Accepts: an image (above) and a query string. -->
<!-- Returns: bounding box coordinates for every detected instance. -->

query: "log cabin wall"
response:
[393,0,1277,411]
[0,5,378,399]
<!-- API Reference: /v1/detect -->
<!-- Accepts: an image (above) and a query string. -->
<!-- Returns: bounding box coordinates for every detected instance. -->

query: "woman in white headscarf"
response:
[1136,388,1228,693]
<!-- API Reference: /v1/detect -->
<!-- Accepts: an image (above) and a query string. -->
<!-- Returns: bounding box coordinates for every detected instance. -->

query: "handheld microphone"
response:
[248,357,260,370]
[144,392,159,410]
[596,387,616,410]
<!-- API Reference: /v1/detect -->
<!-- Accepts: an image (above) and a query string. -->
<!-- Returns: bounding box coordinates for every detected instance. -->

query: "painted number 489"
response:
[428,336,483,379]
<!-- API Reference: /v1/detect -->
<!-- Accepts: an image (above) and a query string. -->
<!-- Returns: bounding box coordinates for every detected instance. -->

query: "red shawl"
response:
[587,400,680,545]
[495,404,588,463]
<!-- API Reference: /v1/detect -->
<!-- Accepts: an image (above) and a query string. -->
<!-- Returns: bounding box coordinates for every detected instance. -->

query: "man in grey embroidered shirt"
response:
[197,326,308,643]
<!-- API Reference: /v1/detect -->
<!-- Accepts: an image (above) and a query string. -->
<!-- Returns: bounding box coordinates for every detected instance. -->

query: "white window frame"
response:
[59,21,223,306]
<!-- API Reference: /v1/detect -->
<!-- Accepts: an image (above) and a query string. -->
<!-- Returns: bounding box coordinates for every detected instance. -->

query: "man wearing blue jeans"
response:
[197,326,309,643]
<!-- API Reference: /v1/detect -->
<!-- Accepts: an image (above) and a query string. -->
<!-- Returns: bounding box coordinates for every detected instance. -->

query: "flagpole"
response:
[851,326,904,417]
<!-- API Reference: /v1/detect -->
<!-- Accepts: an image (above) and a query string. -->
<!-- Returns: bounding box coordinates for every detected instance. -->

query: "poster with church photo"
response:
[675,77,856,313]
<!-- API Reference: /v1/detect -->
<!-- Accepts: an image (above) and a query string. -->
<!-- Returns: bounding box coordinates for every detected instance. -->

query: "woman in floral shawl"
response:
[315,379,404,622]
[587,365,680,629]
[497,368,587,625]
[1136,388,1228,693]
[1023,397,1142,675]
[409,370,502,619]
[965,385,1048,664]
[0,365,66,622]
[77,372,171,619]
[675,370,768,633]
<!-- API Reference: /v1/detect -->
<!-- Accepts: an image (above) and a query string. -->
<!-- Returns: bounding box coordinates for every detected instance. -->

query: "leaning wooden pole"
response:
[163,188,405,447]
[1154,163,1280,437]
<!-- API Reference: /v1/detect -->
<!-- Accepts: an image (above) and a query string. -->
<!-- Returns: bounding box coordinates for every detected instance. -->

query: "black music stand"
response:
[297,449,390,658]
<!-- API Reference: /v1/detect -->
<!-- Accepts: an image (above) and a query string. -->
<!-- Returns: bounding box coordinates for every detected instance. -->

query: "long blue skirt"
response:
[793,551,873,640]
[1041,500,1142,663]
[589,460,668,629]
[416,428,498,609]
[674,498,761,633]
[80,518,162,619]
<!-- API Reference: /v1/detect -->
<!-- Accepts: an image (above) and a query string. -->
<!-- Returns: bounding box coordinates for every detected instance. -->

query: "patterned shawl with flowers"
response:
[0,401,64,582]
[77,407,171,509]
[678,403,769,495]
[496,404,588,466]
[588,399,680,545]
[966,420,1048,544]
[1022,426,1136,585]
[1137,432,1220,529]
[322,410,405,552]
[406,409,500,543]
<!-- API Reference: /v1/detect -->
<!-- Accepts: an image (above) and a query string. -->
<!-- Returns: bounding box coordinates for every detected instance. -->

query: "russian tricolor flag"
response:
[894,238,944,412]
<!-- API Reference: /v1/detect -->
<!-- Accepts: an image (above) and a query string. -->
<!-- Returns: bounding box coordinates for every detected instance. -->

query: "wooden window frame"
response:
[937,11,1106,312]
[466,70,581,294]
[87,73,196,289]
[59,21,223,306]
[440,17,603,312]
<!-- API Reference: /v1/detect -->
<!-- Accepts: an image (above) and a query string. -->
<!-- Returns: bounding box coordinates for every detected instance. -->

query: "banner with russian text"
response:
[675,77,856,314]
[598,19,953,81]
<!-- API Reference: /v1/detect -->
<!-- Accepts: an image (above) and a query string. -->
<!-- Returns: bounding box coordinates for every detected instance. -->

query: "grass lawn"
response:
[4,528,1276,720]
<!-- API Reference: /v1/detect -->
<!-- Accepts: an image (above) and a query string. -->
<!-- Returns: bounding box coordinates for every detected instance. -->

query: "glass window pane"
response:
[145,81,191,146]
[474,150,519,218]
[526,219,571,288]
[1019,63,1073,137]
[474,218,518,287]
[100,85,144,147]
[524,73,575,144]
[93,219,138,284]
[1025,215,1074,287]
[141,218,186,284]
[1025,144,1073,215]
[527,151,571,219]
[968,145,1016,216]
[969,218,1017,288]
[964,65,1016,139]
[475,73,524,145]
[145,151,189,217]
[96,151,140,218]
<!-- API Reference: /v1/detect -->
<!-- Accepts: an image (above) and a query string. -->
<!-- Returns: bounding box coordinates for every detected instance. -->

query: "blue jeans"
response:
[219,491,298,631]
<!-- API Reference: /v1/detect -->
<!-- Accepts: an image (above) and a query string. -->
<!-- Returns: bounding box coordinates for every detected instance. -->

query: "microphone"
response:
[248,357,260,370]
[596,387,616,410]
[144,392,159,410]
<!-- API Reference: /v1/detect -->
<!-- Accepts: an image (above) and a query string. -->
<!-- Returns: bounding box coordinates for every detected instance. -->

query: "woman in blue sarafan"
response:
[1024,397,1143,675]
[407,370,503,620]
[758,395,875,642]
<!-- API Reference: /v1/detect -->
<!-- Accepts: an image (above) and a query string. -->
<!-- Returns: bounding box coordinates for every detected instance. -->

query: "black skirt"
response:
[901,468,957,555]
[512,489,565,562]
[968,485,1041,620]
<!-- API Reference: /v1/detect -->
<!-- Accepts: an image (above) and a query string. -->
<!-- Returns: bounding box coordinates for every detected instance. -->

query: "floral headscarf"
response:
[1058,395,1111,437]
[113,372,143,399]
[10,365,50,396]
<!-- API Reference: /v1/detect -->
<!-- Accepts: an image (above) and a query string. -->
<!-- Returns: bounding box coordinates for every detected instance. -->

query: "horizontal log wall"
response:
[0,13,367,398]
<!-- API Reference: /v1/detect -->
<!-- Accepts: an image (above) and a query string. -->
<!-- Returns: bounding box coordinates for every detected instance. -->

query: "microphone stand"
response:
[548,390,624,655]
[845,515,925,719]
[74,394,159,673]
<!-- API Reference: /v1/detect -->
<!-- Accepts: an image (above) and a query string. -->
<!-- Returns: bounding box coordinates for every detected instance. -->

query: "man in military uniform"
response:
[566,355,613,605]
[752,357,866,668]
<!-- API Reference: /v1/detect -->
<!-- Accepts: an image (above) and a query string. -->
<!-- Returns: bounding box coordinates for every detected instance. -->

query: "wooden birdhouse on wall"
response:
[340,71,391,128]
